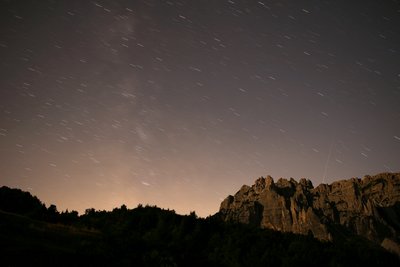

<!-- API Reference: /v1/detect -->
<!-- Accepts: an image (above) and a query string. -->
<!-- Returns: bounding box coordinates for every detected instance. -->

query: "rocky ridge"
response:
[219,172,400,254]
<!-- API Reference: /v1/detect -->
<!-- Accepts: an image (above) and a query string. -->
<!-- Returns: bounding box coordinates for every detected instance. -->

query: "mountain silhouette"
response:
[1,173,400,266]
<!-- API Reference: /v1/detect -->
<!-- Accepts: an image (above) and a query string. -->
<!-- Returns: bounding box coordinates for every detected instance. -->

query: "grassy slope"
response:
[0,210,104,266]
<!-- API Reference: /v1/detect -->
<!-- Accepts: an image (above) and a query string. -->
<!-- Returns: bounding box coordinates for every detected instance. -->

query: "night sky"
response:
[1,0,400,217]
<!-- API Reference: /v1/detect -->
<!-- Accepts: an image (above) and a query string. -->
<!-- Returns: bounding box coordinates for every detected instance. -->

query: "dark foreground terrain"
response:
[0,186,399,266]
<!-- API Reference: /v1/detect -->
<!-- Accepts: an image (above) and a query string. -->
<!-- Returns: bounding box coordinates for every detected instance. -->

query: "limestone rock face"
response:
[219,172,400,251]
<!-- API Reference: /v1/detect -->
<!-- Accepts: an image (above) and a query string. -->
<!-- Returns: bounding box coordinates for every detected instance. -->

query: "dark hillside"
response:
[0,186,399,266]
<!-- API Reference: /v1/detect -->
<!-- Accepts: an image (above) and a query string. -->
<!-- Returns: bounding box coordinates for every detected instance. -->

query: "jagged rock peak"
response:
[219,172,400,255]
[253,175,274,192]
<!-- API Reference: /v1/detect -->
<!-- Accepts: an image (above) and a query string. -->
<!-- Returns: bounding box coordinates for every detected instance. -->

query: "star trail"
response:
[1,0,400,216]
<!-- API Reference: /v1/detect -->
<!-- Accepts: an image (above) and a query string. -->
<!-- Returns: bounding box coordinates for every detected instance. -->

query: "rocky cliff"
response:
[219,172,400,254]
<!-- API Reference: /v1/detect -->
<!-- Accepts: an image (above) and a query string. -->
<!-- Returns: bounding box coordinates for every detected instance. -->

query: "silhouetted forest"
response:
[0,186,399,266]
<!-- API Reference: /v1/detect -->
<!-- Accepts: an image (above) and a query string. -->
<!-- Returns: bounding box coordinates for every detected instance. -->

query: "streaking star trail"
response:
[0,0,399,216]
